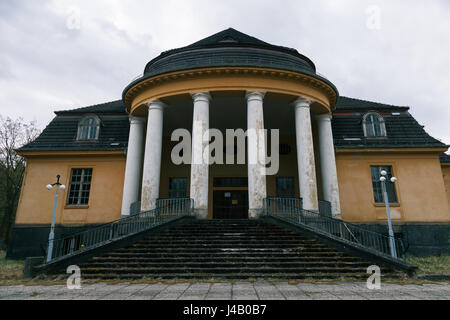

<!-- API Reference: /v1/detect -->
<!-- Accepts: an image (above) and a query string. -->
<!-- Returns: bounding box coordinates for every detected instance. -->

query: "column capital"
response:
[129,116,146,125]
[146,100,166,111]
[315,113,333,122]
[245,91,266,102]
[293,97,314,109]
[191,92,212,103]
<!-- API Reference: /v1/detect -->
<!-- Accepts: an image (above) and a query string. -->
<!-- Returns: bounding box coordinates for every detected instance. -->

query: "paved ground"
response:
[0,281,449,300]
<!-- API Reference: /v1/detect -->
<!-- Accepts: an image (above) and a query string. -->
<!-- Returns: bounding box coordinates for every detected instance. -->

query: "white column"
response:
[141,100,165,211]
[121,116,146,217]
[316,114,341,217]
[246,91,267,219]
[294,98,319,211]
[190,92,211,219]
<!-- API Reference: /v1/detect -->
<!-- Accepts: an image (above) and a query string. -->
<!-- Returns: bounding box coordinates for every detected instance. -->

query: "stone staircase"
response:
[76,219,403,280]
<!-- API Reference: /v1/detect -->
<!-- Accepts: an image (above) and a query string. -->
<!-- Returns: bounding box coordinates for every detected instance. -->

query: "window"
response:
[363,112,386,137]
[279,144,291,155]
[276,177,295,197]
[168,178,187,198]
[67,168,93,206]
[213,178,248,188]
[370,166,397,204]
[77,115,100,140]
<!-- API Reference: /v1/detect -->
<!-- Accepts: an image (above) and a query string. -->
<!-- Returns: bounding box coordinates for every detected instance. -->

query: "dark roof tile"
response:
[332,99,446,149]
[55,100,126,115]
[335,96,409,111]
[19,112,130,152]
[441,153,450,163]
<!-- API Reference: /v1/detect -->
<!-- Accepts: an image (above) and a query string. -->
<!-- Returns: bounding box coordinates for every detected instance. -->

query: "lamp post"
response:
[46,175,66,263]
[379,170,398,258]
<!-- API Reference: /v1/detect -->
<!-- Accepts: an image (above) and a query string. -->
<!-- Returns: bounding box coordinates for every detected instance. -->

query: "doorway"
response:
[213,190,249,219]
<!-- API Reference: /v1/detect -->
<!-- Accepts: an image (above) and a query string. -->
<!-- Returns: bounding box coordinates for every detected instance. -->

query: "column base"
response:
[248,208,265,219]
[194,208,209,220]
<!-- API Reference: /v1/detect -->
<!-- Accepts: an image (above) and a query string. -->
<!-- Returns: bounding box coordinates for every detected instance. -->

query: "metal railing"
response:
[264,197,303,217]
[265,197,405,260]
[156,198,193,218]
[44,198,193,264]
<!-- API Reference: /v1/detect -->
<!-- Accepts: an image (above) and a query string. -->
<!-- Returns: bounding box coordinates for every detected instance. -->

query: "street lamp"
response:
[46,175,66,263]
[380,170,398,258]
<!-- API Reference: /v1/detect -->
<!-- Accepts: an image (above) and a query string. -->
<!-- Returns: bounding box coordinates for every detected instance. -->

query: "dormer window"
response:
[77,115,100,141]
[362,112,386,137]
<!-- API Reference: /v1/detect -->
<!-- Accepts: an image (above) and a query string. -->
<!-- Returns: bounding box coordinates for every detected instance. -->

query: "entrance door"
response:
[213,190,249,219]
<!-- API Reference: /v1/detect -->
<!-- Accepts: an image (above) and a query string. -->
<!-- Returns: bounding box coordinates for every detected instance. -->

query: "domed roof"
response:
[123,28,338,107]
[143,28,317,76]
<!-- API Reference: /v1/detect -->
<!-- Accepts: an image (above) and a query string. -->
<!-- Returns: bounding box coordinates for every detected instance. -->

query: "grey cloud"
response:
[0,0,448,152]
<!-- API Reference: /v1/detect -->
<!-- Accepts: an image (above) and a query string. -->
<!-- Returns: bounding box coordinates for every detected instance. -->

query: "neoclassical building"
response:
[8,28,450,259]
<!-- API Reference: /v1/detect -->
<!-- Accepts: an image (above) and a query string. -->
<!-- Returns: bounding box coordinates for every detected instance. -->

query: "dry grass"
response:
[0,250,25,282]
[407,254,450,275]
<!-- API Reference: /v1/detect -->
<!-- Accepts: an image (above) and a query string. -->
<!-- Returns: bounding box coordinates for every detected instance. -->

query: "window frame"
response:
[362,111,387,138]
[66,168,93,207]
[276,177,296,198]
[370,165,398,205]
[76,114,101,141]
[168,177,188,199]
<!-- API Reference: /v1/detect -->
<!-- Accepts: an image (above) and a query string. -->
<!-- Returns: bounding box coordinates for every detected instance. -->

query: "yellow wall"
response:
[126,67,336,116]
[442,164,450,210]
[16,144,450,226]
[336,151,450,223]
[15,153,126,226]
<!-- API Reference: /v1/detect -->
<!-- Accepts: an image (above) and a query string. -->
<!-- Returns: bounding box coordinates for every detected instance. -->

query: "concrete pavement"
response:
[0,281,449,300]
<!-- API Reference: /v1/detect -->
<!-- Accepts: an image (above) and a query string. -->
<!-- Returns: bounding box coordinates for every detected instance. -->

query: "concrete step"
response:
[90,256,363,263]
[80,272,403,280]
[79,266,377,275]
[68,219,405,280]
[79,261,372,269]
[103,248,352,259]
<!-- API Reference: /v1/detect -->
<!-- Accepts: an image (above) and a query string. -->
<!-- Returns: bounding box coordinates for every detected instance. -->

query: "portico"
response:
[120,90,341,219]
[117,28,340,220]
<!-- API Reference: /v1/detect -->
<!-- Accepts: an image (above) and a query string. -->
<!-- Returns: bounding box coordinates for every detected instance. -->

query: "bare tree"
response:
[0,116,40,248]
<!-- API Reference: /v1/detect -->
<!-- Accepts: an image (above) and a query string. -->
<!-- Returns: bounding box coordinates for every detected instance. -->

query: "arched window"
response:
[77,115,100,140]
[362,112,386,137]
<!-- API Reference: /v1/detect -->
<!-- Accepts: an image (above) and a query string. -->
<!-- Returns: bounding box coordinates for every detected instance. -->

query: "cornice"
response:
[123,66,337,110]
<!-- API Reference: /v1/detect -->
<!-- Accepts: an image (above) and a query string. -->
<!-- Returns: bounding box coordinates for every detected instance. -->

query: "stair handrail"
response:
[342,222,361,244]
[42,198,194,264]
[264,197,405,261]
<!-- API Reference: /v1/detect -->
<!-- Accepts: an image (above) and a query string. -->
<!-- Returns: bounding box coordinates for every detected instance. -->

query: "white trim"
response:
[76,114,101,141]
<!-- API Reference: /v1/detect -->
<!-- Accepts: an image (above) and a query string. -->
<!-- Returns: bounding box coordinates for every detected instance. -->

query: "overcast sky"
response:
[0,0,449,150]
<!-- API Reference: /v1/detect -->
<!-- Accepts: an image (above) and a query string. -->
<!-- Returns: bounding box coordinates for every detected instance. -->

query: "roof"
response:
[55,100,126,115]
[187,28,272,49]
[142,28,318,76]
[335,96,409,111]
[441,153,450,163]
[19,100,129,152]
[332,96,447,149]
[154,28,310,67]
[124,28,338,103]
[18,97,448,154]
